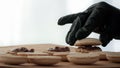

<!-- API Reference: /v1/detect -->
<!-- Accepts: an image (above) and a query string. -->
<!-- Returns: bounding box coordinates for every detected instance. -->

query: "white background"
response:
[0,0,120,51]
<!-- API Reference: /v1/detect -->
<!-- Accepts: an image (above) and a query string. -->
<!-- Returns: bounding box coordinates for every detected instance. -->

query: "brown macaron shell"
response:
[0,54,27,65]
[27,56,61,65]
[74,38,102,46]
[67,52,99,65]
[106,52,120,63]
[17,52,49,56]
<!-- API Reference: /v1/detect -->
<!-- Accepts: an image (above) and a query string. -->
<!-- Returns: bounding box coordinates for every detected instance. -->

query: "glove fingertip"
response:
[66,33,76,46]
[58,17,65,25]
[101,42,109,47]
[99,34,112,47]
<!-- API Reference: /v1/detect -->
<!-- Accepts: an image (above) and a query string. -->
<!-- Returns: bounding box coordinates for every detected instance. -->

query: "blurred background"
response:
[0,0,120,51]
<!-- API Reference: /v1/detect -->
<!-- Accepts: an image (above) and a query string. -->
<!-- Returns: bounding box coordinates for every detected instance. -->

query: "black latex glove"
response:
[58,1,120,47]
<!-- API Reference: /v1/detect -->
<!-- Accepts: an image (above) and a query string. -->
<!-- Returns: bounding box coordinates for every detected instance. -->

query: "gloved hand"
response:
[58,1,120,47]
